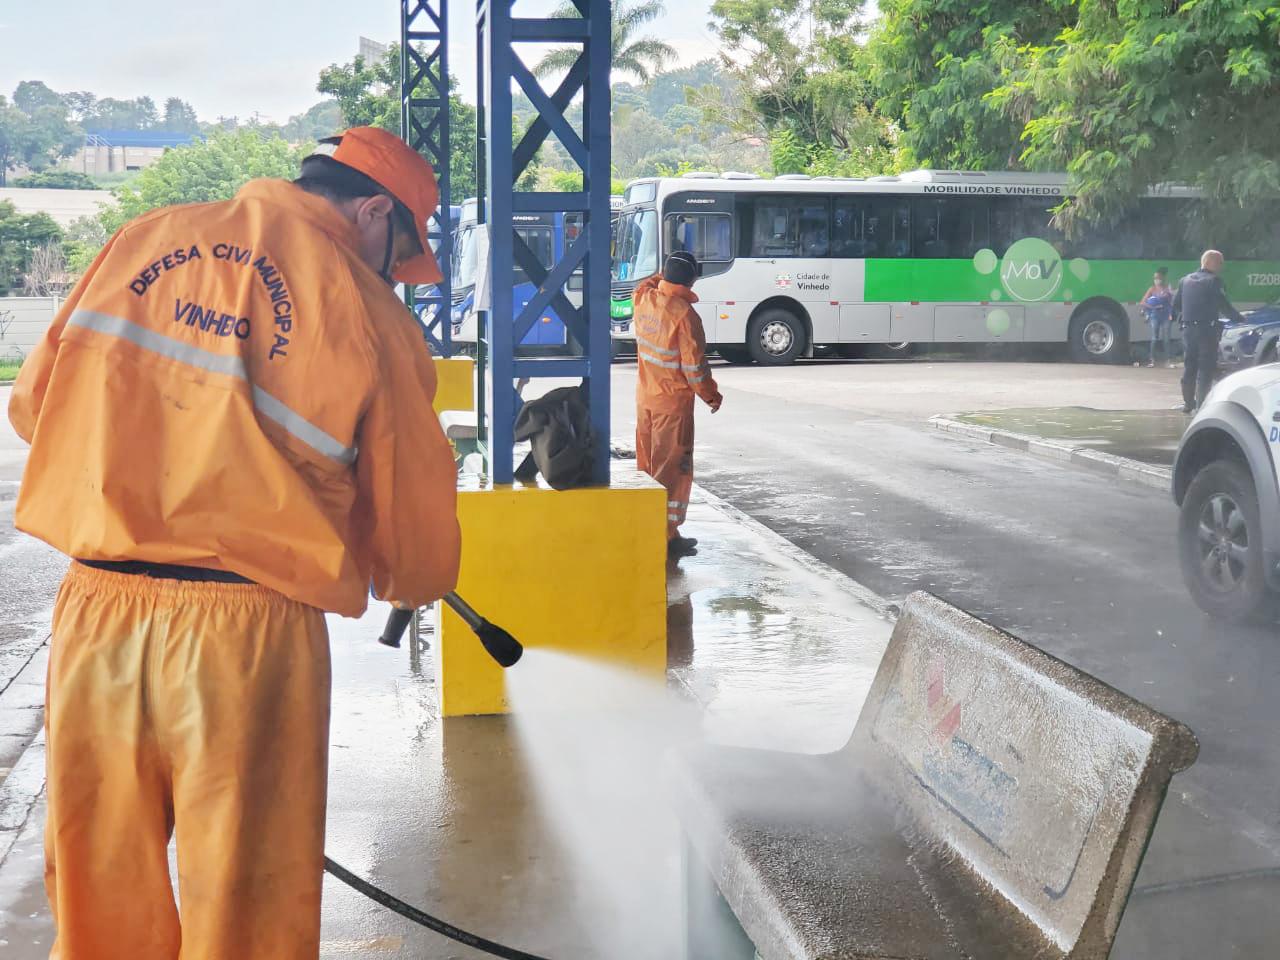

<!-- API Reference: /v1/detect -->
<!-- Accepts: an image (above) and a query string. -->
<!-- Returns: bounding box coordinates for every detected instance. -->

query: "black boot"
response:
[668,535,699,557]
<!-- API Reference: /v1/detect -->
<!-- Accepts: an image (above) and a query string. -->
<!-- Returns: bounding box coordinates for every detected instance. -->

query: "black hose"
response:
[323,857,553,960]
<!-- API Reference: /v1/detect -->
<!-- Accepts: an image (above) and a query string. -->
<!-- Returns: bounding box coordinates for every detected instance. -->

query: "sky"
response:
[0,0,726,124]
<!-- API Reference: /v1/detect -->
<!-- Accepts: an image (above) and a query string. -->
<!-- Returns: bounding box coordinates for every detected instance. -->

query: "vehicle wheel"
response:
[1179,460,1277,623]
[1256,340,1278,367]
[1068,307,1128,363]
[717,346,754,365]
[747,308,806,365]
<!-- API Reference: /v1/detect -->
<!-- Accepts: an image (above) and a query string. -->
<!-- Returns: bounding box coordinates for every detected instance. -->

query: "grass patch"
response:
[0,360,22,381]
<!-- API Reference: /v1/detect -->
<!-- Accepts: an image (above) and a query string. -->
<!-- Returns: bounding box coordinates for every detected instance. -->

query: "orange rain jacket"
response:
[8,178,460,617]
[632,275,722,413]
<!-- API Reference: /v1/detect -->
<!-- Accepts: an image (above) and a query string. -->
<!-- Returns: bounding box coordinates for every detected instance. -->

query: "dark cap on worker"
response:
[302,127,442,285]
[663,251,700,287]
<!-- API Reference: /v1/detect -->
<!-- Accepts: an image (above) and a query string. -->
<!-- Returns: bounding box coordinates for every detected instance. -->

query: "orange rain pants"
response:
[636,402,695,538]
[44,563,330,960]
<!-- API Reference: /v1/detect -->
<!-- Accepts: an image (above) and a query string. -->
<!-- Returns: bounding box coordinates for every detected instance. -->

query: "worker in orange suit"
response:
[7,126,461,960]
[634,251,723,558]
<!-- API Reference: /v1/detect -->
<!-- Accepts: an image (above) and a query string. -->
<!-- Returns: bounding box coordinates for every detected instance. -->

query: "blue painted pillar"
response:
[479,0,612,484]
[401,0,453,356]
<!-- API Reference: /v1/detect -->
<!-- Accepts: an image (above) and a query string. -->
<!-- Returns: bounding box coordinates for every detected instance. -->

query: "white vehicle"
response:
[1174,365,1280,621]
[609,171,1280,365]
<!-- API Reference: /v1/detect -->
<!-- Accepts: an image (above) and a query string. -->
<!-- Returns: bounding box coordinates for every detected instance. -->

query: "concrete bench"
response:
[674,591,1198,960]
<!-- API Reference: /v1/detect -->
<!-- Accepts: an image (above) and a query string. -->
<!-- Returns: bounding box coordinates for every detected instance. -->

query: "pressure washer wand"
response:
[377,592,523,667]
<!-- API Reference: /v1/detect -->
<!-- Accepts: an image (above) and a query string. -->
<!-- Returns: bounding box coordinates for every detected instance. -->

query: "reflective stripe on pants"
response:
[45,563,331,960]
[636,404,694,540]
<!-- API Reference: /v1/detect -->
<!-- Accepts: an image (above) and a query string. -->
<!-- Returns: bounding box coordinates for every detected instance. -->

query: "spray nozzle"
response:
[377,593,523,668]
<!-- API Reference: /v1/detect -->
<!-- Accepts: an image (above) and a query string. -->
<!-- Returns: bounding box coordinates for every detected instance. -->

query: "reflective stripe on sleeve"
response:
[67,309,358,466]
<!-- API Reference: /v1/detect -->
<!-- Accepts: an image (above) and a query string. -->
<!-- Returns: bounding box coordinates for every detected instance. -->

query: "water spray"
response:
[326,593,539,958]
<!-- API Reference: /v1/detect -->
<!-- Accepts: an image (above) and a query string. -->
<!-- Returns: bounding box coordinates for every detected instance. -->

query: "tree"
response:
[13,81,64,115]
[611,109,673,178]
[709,0,902,176]
[162,97,201,134]
[0,86,81,186]
[0,200,63,294]
[22,241,71,296]
[84,96,158,131]
[986,1,1280,235]
[533,1,676,83]
[62,214,109,275]
[318,44,482,198]
[281,101,345,144]
[102,130,303,233]
[870,0,1072,170]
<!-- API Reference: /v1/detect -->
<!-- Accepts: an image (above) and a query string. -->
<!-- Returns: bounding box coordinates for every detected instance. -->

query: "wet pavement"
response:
[954,406,1190,467]
[0,469,895,957]
[2,361,1278,958]
[609,358,1280,958]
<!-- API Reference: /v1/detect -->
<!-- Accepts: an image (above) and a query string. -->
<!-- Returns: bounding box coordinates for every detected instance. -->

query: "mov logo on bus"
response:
[974,238,1089,304]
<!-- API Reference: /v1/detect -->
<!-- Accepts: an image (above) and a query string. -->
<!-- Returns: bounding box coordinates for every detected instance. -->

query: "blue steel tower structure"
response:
[477,0,612,484]
[400,0,454,357]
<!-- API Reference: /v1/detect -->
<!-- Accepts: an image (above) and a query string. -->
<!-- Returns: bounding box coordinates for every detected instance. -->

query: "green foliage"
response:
[62,215,109,275]
[871,0,1072,170]
[0,359,22,382]
[101,131,304,234]
[318,44,480,199]
[534,0,676,83]
[0,85,81,186]
[709,0,902,178]
[12,170,98,190]
[984,0,1280,235]
[0,200,63,294]
[281,101,345,144]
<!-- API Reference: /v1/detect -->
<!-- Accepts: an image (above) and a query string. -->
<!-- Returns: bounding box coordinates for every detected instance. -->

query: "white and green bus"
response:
[609,170,1280,365]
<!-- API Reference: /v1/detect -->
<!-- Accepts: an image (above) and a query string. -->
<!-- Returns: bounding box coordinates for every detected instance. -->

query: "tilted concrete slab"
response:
[675,592,1199,960]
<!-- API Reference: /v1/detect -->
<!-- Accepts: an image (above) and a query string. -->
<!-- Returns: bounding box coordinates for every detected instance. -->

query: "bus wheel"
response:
[1069,307,1128,363]
[748,308,806,365]
[717,346,754,365]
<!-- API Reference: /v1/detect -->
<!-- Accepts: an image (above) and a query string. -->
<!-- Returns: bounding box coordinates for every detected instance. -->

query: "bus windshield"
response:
[612,208,659,282]
[453,224,480,291]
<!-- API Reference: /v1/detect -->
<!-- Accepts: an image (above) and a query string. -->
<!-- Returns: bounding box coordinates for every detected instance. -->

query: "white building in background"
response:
[359,36,390,63]
[0,188,113,227]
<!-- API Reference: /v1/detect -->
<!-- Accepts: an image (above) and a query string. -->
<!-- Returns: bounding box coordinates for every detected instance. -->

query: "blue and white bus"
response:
[449,198,584,354]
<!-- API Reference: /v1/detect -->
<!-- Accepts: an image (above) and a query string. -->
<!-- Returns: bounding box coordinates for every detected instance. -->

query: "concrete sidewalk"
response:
[0,484,1276,957]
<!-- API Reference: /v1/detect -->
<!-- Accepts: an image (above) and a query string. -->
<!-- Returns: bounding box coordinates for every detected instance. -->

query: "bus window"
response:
[747,197,829,258]
[666,213,733,263]
[612,208,659,281]
[565,213,585,292]
[514,226,554,284]
[913,199,944,258]
[938,197,989,258]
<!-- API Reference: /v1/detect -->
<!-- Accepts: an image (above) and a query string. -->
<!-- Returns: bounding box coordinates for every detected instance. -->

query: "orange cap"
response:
[314,126,443,285]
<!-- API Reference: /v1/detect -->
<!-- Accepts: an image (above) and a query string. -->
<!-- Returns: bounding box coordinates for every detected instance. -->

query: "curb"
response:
[929,416,1173,491]
[692,483,898,622]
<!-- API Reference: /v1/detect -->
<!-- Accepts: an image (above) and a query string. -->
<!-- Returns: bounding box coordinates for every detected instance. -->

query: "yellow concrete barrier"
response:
[436,469,668,716]
[432,356,475,414]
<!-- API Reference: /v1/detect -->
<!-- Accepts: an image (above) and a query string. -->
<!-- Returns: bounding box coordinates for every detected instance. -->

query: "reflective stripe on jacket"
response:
[633,275,722,413]
[8,178,460,616]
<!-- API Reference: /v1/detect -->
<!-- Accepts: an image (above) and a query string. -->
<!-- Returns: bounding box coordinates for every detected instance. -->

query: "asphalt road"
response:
[614,358,1280,957]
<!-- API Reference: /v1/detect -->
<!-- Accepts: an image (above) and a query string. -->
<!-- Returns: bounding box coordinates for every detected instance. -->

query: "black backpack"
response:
[512,384,596,490]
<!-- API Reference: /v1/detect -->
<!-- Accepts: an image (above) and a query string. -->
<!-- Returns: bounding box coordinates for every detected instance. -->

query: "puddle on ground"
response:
[958,407,1189,466]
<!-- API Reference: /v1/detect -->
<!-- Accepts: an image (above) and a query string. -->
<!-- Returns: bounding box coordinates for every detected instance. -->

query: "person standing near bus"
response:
[1141,266,1174,367]
[634,251,723,558]
[8,127,461,958]
[1174,249,1245,412]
